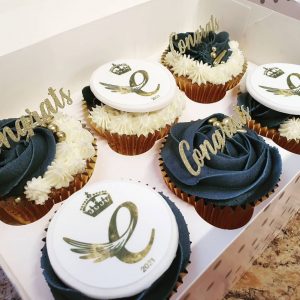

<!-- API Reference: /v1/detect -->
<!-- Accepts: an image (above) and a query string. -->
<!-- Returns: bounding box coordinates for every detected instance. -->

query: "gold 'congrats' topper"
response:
[0,88,72,148]
[179,106,251,176]
[169,15,219,57]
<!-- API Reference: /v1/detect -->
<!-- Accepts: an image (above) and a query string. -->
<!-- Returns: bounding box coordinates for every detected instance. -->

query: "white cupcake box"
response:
[1,1,300,300]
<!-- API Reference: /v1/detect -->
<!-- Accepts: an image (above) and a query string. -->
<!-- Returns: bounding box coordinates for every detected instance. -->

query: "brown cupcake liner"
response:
[0,141,98,225]
[248,119,300,155]
[161,49,247,104]
[159,139,277,230]
[83,100,177,155]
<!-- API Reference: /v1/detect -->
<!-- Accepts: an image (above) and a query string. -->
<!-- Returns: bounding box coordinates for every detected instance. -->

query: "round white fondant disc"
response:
[46,180,179,299]
[246,63,300,115]
[90,59,176,113]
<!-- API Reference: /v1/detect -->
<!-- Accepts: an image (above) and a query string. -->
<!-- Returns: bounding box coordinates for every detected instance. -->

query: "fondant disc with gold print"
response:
[90,59,176,113]
[246,63,300,115]
[46,180,179,299]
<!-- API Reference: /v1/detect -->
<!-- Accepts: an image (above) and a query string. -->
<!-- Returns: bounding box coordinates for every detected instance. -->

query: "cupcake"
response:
[0,113,97,225]
[82,59,185,155]
[160,112,282,229]
[161,16,247,103]
[41,180,191,299]
[240,63,300,154]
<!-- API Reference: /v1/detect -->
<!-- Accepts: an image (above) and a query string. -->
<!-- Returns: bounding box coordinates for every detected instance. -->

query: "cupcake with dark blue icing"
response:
[0,114,97,225]
[237,92,300,154]
[41,180,191,300]
[160,113,282,229]
[162,17,246,103]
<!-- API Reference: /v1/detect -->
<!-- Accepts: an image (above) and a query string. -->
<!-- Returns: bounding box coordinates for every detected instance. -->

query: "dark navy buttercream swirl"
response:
[82,86,102,111]
[237,92,292,129]
[172,31,231,65]
[161,114,282,206]
[41,193,191,300]
[0,118,56,198]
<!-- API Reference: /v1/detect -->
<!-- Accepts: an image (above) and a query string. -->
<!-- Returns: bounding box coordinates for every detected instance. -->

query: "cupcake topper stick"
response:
[179,106,251,176]
[0,87,72,149]
[169,15,219,56]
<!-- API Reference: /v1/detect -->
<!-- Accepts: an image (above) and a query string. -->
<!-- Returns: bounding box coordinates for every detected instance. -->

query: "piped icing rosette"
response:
[0,113,97,225]
[160,113,282,229]
[162,27,246,103]
[279,118,300,142]
[237,92,300,154]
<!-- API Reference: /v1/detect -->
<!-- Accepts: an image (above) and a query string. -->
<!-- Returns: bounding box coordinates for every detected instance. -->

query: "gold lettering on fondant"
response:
[169,15,219,56]
[0,87,72,148]
[178,106,251,176]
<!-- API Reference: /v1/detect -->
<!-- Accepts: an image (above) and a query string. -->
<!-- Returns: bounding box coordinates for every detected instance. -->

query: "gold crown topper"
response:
[80,191,113,217]
[263,67,284,78]
[110,63,131,75]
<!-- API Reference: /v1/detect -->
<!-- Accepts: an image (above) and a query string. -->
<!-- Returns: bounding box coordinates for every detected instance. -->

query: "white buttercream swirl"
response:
[24,176,51,205]
[164,40,245,85]
[24,113,96,204]
[172,55,193,77]
[279,117,300,141]
[89,91,185,136]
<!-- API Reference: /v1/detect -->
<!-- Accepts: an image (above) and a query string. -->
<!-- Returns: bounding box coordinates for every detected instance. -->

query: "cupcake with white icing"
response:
[0,113,97,225]
[82,59,185,155]
[162,17,247,103]
[238,63,300,154]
